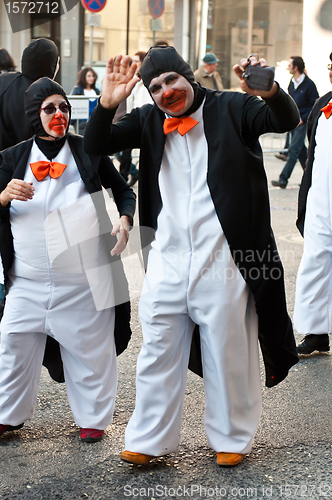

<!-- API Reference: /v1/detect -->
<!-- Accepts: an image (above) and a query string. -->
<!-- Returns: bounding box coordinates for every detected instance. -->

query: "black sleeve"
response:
[98,155,136,226]
[84,100,151,156]
[241,86,300,147]
[0,151,14,219]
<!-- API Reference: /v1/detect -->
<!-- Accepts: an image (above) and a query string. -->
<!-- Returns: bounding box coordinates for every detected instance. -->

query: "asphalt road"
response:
[1,155,331,500]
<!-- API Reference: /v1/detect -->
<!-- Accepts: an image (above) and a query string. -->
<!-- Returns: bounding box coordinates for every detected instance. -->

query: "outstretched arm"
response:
[100,55,140,110]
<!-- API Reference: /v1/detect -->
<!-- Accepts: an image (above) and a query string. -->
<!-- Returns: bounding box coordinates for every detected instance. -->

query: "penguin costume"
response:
[0,77,135,441]
[84,47,299,463]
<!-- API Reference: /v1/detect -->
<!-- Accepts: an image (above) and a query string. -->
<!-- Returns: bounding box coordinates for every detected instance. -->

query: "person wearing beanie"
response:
[194,52,224,91]
[84,46,299,466]
[0,38,59,152]
[0,77,136,442]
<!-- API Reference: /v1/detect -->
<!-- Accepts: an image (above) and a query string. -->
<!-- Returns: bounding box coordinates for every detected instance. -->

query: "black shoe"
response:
[297,334,330,355]
[275,153,288,161]
[271,179,287,189]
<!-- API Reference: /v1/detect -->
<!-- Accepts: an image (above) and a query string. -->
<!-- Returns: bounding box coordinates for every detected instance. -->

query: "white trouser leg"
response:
[50,307,117,430]
[294,207,332,335]
[0,328,46,426]
[125,290,195,456]
[192,290,261,454]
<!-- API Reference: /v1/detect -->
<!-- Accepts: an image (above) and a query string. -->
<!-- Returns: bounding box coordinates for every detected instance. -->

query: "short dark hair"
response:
[0,48,16,72]
[135,51,147,63]
[155,39,169,47]
[330,52,332,62]
[290,56,305,74]
[76,67,98,89]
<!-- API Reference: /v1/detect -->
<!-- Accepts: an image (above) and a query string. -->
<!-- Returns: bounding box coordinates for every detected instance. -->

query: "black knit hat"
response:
[140,46,195,89]
[25,77,71,137]
[21,38,59,80]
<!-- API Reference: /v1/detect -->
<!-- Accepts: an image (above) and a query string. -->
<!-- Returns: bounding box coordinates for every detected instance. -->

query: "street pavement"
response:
[1,154,332,500]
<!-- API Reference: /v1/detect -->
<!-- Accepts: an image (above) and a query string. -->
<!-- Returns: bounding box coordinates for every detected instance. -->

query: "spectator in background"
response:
[0,38,59,152]
[70,67,100,135]
[272,56,319,188]
[154,39,169,47]
[194,53,224,91]
[0,48,16,73]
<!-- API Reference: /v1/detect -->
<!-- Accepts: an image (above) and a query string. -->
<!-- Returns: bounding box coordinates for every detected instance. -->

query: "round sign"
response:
[148,0,164,18]
[81,0,106,13]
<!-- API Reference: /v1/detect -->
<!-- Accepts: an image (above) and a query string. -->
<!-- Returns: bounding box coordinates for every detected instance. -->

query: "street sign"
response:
[86,13,101,26]
[81,0,106,13]
[148,0,164,18]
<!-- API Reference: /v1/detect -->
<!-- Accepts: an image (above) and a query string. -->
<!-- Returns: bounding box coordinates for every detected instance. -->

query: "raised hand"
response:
[100,55,140,110]
[233,56,278,99]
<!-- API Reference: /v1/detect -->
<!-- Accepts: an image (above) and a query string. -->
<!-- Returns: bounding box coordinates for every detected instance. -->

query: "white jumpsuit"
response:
[0,140,117,429]
[294,107,332,335]
[125,103,262,456]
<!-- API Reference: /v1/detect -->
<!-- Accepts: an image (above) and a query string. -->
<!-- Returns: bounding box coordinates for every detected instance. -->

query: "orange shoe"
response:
[216,452,244,466]
[120,450,155,465]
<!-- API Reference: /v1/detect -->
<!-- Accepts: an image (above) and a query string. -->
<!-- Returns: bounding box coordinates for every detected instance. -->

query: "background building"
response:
[0,0,331,95]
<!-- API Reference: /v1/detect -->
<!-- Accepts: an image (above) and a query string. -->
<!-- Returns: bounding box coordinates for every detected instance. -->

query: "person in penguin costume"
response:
[84,47,299,465]
[0,77,136,442]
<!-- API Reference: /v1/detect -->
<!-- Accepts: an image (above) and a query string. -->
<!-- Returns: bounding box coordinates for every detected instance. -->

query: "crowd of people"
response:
[0,38,330,468]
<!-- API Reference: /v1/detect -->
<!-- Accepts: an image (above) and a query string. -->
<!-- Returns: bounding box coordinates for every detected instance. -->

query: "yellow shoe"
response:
[120,450,155,465]
[216,452,244,466]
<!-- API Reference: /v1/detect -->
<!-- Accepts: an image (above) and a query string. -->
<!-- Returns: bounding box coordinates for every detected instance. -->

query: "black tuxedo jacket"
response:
[0,133,136,382]
[85,87,300,387]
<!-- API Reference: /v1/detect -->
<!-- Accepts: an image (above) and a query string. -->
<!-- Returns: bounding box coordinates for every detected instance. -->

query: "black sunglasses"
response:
[39,103,71,115]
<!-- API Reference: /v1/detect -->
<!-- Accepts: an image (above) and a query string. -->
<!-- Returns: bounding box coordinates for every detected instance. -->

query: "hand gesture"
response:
[110,215,131,256]
[100,55,140,110]
[233,56,278,99]
[0,179,34,208]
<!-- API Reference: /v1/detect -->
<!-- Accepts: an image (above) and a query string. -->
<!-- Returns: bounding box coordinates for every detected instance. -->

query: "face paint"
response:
[161,89,187,113]
[49,112,68,136]
[39,94,69,139]
[149,72,194,117]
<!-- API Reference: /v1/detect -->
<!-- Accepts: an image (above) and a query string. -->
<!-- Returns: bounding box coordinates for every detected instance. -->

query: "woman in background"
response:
[71,67,100,134]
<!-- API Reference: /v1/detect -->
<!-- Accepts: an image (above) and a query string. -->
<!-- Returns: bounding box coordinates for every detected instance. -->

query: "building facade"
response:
[0,0,331,95]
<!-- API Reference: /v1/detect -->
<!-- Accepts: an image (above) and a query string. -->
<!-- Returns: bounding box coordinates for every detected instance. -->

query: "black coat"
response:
[297,91,332,236]
[0,39,59,151]
[0,133,136,382]
[84,87,300,387]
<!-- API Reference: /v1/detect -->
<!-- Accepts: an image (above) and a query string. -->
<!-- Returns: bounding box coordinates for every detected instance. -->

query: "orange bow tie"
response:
[321,102,332,119]
[30,161,67,181]
[163,116,199,136]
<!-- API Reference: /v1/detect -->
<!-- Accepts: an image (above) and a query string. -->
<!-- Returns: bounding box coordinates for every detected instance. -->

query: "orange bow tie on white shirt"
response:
[321,103,332,119]
[163,116,199,136]
[30,161,67,181]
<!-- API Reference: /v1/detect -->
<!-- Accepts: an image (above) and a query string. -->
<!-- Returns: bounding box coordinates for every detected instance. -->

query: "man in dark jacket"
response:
[0,38,59,151]
[294,53,332,355]
[84,47,299,467]
[272,56,319,188]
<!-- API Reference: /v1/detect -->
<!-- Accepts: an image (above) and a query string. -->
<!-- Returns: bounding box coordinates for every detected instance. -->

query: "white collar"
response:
[292,73,305,89]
